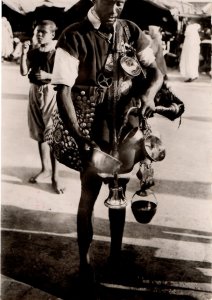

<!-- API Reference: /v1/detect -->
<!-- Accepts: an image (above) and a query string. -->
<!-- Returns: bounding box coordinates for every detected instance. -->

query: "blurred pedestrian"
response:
[179,20,201,82]
[148,25,168,80]
[9,37,22,64]
[1,17,14,61]
[20,20,65,194]
[200,26,211,77]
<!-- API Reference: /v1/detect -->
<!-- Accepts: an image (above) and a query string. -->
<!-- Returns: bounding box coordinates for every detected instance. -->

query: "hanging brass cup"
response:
[144,134,166,162]
[104,186,128,209]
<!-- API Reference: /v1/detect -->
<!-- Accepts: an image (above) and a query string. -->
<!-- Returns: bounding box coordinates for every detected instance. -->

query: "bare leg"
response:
[109,208,126,261]
[29,141,51,183]
[77,167,102,269]
[108,179,128,262]
[76,167,102,295]
[50,151,65,194]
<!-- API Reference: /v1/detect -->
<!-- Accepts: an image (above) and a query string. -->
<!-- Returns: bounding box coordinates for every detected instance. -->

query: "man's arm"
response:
[52,47,98,149]
[141,61,163,118]
[155,42,167,76]
[133,26,164,118]
[56,85,98,150]
[56,85,81,136]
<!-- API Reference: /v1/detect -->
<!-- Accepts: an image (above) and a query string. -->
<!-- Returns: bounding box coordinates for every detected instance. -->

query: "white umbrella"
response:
[2,0,80,15]
[202,2,212,15]
[148,0,196,15]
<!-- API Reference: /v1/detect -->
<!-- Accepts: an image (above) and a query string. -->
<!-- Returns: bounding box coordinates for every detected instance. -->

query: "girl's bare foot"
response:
[52,179,65,194]
[28,171,51,183]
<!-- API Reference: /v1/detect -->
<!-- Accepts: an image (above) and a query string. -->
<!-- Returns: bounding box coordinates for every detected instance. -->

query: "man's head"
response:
[36,20,57,46]
[93,0,126,26]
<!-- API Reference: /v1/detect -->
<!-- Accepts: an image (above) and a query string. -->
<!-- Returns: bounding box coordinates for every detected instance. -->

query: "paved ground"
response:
[1,62,212,299]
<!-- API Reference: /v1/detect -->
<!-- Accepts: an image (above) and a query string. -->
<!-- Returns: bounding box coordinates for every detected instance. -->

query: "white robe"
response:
[179,23,201,79]
[1,17,13,58]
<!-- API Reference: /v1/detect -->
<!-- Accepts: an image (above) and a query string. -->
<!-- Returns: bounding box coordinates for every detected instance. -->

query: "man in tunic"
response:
[51,0,163,287]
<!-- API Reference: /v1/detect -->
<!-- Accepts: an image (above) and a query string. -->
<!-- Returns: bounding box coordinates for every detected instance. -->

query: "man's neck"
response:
[88,6,116,31]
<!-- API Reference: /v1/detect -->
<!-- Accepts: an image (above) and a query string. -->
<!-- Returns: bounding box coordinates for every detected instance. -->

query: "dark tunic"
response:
[56,18,150,154]
[57,17,149,86]
[27,48,55,85]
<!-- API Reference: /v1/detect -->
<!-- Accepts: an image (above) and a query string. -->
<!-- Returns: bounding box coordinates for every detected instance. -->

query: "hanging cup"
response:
[131,189,158,224]
[144,133,166,162]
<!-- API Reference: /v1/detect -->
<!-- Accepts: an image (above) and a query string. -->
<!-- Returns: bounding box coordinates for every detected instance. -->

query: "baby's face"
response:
[36,25,54,45]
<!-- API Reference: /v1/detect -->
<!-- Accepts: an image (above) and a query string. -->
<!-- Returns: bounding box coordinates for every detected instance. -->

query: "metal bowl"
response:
[91,148,122,174]
[144,134,166,162]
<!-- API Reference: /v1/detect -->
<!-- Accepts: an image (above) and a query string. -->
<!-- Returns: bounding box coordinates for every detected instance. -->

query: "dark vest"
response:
[56,18,148,152]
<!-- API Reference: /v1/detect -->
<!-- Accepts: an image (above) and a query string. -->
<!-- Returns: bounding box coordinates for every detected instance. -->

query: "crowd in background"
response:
[1,12,212,79]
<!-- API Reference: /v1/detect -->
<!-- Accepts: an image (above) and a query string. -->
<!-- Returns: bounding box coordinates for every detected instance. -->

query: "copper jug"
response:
[118,127,146,173]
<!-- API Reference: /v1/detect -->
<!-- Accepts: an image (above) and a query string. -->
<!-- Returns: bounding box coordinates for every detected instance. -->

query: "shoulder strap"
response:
[118,19,131,42]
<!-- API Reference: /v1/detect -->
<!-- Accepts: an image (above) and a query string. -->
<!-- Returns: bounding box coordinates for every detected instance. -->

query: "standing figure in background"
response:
[200,27,211,78]
[2,17,14,61]
[148,25,168,81]
[179,20,201,82]
[10,37,23,64]
[20,20,65,194]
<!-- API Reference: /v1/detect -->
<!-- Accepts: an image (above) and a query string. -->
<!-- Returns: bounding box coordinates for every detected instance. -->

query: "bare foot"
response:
[52,179,65,194]
[28,171,51,183]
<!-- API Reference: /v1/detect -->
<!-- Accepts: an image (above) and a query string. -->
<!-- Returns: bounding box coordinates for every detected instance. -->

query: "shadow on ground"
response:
[128,176,211,201]
[182,115,212,123]
[1,165,212,200]
[1,166,79,194]
[1,205,212,300]
[2,93,28,100]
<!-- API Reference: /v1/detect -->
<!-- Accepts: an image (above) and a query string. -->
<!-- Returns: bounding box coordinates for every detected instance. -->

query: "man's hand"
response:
[140,95,156,118]
[77,135,100,152]
[137,61,163,118]
[22,41,31,55]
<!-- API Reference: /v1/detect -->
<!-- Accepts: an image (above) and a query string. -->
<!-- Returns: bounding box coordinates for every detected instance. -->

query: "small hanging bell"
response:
[104,186,128,209]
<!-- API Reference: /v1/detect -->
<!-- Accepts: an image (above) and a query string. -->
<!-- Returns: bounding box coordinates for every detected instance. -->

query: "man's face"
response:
[94,0,126,26]
[36,25,55,45]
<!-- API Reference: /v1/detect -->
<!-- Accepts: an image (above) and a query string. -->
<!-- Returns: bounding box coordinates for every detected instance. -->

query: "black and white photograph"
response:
[1,0,212,299]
